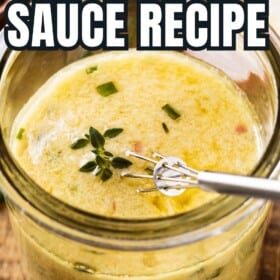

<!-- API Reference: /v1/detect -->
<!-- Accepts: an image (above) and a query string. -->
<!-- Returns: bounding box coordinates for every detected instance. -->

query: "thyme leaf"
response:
[79,161,97,172]
[96,155,107,168]
[89,127,105,149]
[104,151,114,157]
[100,168,113,181]
[71,138,89,149]
[104,128,123,138]
[112,157,132,169]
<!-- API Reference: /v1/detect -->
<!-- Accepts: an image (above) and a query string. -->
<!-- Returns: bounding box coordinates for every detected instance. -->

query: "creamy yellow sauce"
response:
[11,50,261,218]
[8,50,269,280]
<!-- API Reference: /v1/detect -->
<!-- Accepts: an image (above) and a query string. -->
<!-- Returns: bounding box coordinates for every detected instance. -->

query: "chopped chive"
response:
[79,161,97,172]
[16,128,25,140]
[86,65,98,74]
[112,157,132,169]
[162,122,169,133]
[96,82,118,97]
[104,128,123,138]
[70,138,89,149]
[89,127,105,149]
[162,104,181,120]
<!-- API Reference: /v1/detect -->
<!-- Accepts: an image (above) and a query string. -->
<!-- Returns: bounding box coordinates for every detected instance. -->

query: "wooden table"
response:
[261,203,280,279]
[0,202,280,279]
[0,204,22,280]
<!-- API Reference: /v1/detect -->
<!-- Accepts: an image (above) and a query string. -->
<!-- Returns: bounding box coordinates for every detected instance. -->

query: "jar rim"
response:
[0,30,279,250]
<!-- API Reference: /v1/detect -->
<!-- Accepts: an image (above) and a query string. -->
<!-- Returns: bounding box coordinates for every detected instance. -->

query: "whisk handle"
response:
[198,171,280,200]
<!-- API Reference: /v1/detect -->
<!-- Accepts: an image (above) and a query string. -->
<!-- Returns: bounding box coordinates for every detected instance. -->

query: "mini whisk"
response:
[121,151,280,200]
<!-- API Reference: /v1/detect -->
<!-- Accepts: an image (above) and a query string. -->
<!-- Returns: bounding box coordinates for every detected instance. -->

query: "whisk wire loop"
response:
[121,151,280,200]
[122,151,199,196]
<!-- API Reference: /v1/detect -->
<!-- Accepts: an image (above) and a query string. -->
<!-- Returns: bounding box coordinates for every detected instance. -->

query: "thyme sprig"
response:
[71,126,132,181]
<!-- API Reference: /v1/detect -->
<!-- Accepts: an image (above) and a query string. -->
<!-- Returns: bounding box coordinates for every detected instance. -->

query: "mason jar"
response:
[0,10,280,280]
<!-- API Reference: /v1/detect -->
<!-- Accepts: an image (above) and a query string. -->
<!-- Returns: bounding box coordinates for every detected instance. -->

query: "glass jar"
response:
[0,16,280,280]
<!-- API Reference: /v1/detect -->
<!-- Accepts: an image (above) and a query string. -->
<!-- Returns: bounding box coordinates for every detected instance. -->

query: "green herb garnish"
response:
[86,65,98,74]
[70,138,89,149]
[79,161,97,172]
[162,122,169,133]
[104,151,114,157]
[96,155,107,167]
[96,82,118,97]
[100,168,113,181]
[162,104,181,120]
[74,126,131,181]
[104,128,123,138]
[112,157,132,169]
[89,127,105,149]
[16,128,25,140]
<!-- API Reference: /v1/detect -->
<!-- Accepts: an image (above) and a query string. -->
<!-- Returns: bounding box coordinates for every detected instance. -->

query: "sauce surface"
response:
[11,51,261,218]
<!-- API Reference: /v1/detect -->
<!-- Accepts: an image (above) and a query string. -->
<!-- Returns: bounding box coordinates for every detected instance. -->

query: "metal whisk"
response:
[121,151,280,200]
